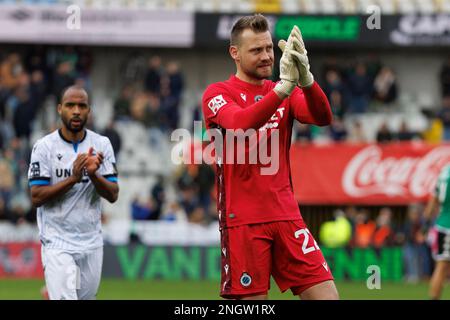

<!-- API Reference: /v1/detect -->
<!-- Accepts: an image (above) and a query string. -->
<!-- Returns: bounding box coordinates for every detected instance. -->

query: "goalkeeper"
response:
[202,14,337,299]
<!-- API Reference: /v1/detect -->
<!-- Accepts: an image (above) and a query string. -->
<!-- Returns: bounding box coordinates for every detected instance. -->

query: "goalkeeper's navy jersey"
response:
[202,75,331,229]
[28,129,118,251]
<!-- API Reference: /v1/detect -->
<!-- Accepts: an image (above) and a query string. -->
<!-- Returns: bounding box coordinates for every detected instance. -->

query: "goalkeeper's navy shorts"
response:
[219,219,334,299]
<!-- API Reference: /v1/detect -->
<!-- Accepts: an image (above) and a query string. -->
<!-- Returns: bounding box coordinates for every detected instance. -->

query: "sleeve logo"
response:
[30,162,40,178]
[208,95,227,115]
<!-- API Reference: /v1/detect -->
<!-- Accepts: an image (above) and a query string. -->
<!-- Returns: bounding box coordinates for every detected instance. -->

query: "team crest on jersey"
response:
[30,162,40,178]
[254,95,263,102]
[240,272,252,287]
[208,95,227,115]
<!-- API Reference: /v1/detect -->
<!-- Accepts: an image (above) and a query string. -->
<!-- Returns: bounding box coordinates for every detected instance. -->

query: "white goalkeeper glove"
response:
[278,25,314,88]
[273,28,299,99]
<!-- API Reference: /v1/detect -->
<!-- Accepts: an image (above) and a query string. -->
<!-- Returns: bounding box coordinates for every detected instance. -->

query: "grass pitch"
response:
[0,279,448,300]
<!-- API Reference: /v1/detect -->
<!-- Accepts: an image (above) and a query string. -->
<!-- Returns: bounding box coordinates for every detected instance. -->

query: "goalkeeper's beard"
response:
[243,64,273,80]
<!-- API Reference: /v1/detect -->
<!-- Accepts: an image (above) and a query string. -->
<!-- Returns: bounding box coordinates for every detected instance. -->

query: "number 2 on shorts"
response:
[295,228,320,255]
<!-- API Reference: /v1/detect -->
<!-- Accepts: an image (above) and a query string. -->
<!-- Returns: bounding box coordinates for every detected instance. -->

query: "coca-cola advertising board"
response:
[290,142,450,205]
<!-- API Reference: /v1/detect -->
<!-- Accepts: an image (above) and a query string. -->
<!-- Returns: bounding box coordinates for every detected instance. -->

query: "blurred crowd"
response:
[0,46,448,284]
[320,204,433,282]
[0,46,94,226]
[295,57,450,144]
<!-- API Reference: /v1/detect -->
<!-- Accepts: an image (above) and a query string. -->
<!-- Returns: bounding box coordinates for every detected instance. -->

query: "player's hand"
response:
[72,153,88,182]
[273,27,299,98]
[278,25,314,88]
[85,147,101,176]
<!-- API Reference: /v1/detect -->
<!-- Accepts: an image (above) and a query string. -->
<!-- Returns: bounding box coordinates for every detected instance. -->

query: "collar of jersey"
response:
[58,128,87,153]
[229,75,267,91]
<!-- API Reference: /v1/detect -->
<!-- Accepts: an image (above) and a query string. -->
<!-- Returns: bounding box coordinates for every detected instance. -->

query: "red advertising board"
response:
[290,142,450,205]
[0,242,43,278]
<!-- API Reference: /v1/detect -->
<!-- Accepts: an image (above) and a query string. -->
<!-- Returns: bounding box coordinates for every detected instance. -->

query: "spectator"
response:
[150,175,166,221]
[323,70,347,110]
[353,209,376,248]
[165,61,184,101]
[162,202,187,222]
[29,70,47,116]
[373,66,397,104]
[397,120,415,141]
[373,207,394,248]
[0,153,14,207]
[347,119,367,143]
[0,53,23,92]
[113,85,133,121]
[196,164,215,213]
[295,123,312,143]
[439,58,450,98]
[329,90,346,118]
[329,117,348,142]
[75,47,93,92]
[144,93,167,150]
[398,205,431,282]
[347,62,373,114]
[438,96,450,140]
[121,51,147,85]
[0,197,11,222]
[131,196,156,220]
[376,121,394,143]
[52,61,75,102]
[12,87,34,141]
[144,55,162,95]
[160,85,180,130]
[102,121,122,159]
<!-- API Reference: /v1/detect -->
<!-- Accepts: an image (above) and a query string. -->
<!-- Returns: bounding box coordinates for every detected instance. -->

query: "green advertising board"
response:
[274,16,361,41]
[103,245,403,282]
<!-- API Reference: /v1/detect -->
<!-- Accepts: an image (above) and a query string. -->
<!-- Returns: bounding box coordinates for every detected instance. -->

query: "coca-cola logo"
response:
[342,145,450,198]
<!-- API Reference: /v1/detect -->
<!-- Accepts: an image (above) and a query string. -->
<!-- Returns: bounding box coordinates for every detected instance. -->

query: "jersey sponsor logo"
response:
[208,94,227,115]
[30,162,40,178]
[56,168,88,178]
[259,107,285,131]
[240,272,252,287]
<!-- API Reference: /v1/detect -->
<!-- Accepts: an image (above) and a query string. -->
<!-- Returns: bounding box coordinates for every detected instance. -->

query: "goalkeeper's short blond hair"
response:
[230,14,269,47]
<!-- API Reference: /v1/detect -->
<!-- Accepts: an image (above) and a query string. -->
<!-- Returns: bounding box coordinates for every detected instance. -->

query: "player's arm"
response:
[88,173,119,203]
[86,145,119,203]
[202,88,283,130]
[30,153,88,207]
[288,83,332,126]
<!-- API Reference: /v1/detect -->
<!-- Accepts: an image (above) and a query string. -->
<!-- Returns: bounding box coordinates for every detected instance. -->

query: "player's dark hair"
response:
[60,85,90,104]
[230,14,269,46]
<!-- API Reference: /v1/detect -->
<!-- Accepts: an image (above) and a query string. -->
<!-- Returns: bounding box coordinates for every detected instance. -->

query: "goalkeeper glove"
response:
[278,25,314,88]
[273,27,299,98]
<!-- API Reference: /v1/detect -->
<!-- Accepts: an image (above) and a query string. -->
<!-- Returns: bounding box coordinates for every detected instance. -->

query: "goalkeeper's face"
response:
[58,88,90,133]
[233,29,274,80]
